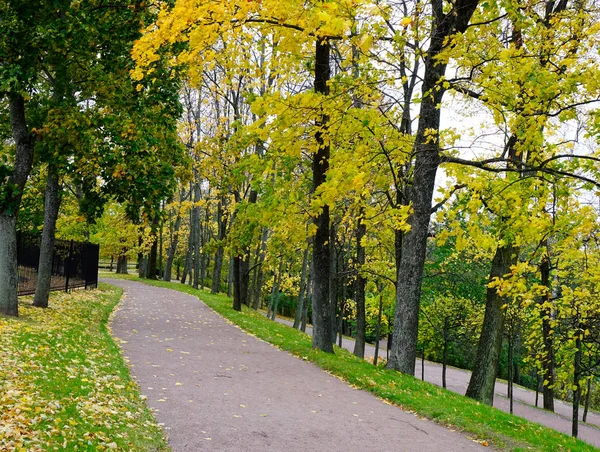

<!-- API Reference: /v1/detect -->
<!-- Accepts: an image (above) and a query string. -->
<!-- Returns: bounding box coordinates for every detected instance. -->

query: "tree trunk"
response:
[116,255,128,274]
[387,56,446,375]
[583,378,591,423]
[270,258,284,320]
[540,252,555,411]
[0,215,19,317]
[192,183,201,290]
[0,94,36,316]
[508,332,514,414]
[386,0,480,377]
[227,255,233,297]
[442,334,448,389]
[33,165,62,308]
[374,292,383,366]
[138,234,147,279]
[573,333,582,438]
[294,246,309,329]
[147,214,159,280]
[211,201,228,293]
[163,200,183,282]
[329,222,337,344]
[240,254,250,307]
[301,260,312,333]
[353,214,367,358]
[311,38,333,353]
[181,219,193,285]
[466,244,518,405]
[233,255,242,310]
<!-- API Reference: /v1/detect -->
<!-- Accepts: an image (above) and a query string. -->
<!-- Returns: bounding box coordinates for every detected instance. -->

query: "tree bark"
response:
[163,195,184,282]
[387,0,481,376]
[294,246,309,329]
[33,165,62,308]
[211,200,228,293]
[270,257,284,320]
[181,207,194,284]
[540,252,555,411]
[192,182,201,289]
[301,260,312,333]
[311,38,333,353]
[252,231,268,310]
[147,214,159,280]
[0,94,35,317]
[0,215,19,317]
[116,254,128,274]
[232,255,242,311]
[374,292,383,366]
[573,333,582,438]
[466,244,518,405]
[353,214,366,358]
[137,234,147,278]
[583,378,591,423]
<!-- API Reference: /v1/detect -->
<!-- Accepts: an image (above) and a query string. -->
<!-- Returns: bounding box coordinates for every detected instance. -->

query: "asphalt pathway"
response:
[276,319,600,448]
[107,279,485,452]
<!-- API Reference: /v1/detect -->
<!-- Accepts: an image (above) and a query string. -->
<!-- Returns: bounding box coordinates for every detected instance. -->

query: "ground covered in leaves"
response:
[0,283,168,451]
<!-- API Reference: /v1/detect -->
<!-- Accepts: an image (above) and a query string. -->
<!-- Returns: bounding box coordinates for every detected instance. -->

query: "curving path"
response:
[106,279,485,452]
[275,318,600,448]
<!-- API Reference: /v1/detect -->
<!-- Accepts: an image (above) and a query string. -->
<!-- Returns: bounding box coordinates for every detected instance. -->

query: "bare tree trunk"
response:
[353,214,366,358]
[442,333,448,389]
[192,182,201,290]
[0,94,35,317]
[466,244,518,405]
[147,214,159,280]
[301,260,313,333]
[252,229,268,309]
[573,333,582,438]
[311,39,333,353]
[508,331,514,414]
[227,255,233,297]
[211,200,228,293]
[329,222,337,344]
[138,234,147,279]
[233,255,243,311]
[583,378,591,423]
[181,212,193,284]
[0,215,19,316]
[374,292,383,366]
[270,257,284,320]
[116,254,128,274]
[294,247,309,329]
[163,192,184,282]
[33,165,62,308]
[387,0,480,376]
[540,252,555,411]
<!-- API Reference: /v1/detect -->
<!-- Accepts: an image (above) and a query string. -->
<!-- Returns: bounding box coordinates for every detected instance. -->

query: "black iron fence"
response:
[17,234,99,296]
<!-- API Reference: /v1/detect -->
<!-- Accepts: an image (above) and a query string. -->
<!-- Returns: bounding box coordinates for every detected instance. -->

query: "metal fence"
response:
[17,234,99,296]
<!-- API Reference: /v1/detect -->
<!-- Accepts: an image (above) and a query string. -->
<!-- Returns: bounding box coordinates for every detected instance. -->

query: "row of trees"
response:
[127,0,600,437]
[5,0,600,440]
[0,1,185,314]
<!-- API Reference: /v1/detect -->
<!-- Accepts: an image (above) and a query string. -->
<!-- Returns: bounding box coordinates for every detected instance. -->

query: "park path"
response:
[275,319,600,448]
[106,279,485,452]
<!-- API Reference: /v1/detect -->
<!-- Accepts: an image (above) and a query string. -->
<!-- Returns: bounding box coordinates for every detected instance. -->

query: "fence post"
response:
[65,240,74,293]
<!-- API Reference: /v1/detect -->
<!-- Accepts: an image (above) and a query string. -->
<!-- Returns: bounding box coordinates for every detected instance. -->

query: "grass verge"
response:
[101,272,597,452]
[0,283,168,452]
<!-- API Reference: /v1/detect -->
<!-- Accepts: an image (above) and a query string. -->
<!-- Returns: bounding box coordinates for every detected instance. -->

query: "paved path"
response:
[107,279,485,451]
[275,318,600,448]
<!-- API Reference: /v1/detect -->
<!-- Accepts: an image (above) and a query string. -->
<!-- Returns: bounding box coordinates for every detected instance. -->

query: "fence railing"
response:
[17,234,99,296]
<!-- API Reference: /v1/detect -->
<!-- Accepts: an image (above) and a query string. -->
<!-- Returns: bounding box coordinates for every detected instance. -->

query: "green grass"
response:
[0,283,169,452]
[101,272,598,451]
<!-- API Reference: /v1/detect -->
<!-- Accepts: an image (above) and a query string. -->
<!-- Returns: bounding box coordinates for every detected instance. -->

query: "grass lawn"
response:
[0,283,168,452]
[101,272,598,452]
